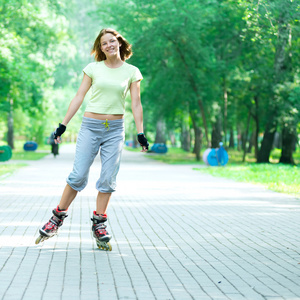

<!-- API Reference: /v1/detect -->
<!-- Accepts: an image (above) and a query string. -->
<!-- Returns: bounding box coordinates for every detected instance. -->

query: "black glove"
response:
[137,133,149,150]
[53,123,66,139]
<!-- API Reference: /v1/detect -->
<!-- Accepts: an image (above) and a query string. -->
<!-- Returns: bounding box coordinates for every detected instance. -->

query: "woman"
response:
[35,28,149,250]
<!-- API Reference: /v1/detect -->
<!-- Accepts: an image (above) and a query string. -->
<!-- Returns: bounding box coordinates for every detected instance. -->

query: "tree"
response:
[0,0,71,147]
[252,0,300,163]
[89,0,300,164]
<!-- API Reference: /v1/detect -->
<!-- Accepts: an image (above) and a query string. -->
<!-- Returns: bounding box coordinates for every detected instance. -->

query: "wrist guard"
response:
[54,123,66,139]
[137,133,149,150]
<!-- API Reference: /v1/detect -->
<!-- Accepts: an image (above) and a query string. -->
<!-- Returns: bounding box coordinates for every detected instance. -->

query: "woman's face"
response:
[100,33,121,58]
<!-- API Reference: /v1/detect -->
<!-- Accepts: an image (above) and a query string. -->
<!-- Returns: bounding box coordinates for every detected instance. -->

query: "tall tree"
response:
[0,0,71,146]
[255,0,300,163]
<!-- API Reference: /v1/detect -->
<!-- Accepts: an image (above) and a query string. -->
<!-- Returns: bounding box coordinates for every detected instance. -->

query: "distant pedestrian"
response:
[35,28,149,250]
[48,132,59,157]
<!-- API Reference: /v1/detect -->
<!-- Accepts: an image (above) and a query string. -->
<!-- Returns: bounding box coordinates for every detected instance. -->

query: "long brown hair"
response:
[91,28,132,61]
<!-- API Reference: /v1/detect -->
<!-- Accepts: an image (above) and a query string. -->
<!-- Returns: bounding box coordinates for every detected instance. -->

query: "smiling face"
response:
[91,28,132,62]
[100,33,121,58]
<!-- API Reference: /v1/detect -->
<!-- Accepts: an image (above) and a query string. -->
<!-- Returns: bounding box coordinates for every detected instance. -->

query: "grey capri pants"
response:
[66,116,125,193]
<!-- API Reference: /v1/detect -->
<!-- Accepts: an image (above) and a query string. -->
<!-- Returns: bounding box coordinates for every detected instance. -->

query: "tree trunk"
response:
[257,9,290,163]
[237,127,242,151]
[169,132,176,147]
[257,128,276,163]
[273,132,281,149]
[279,126,296,164]
[247,131,255,153]
[229,128,234,148]
[181,124,190,152]
[241,132,247,153]
[190,112,202,161]
[154,118,166,144]
[242,111,251,162]
[253,96,259,159]
[223,79,228,147]
[211,117,222,148]
[7,97,14,149]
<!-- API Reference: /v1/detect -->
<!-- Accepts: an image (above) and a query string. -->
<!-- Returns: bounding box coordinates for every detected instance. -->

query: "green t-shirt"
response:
[83,61,143,114]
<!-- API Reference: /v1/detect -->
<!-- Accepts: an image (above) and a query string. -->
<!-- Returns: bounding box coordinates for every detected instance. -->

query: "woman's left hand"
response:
[141,146,148,152]
[137,133,149,152]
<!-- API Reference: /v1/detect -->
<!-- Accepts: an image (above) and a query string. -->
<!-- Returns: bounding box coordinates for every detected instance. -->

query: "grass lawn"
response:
[195,163,300,197]
[0,163,28,179]
[11,141,50,160]
[196,148,300,196]
[125,146,204,164]
[130,145,300,197]
[0,141,50,180]
[12,150,49,160]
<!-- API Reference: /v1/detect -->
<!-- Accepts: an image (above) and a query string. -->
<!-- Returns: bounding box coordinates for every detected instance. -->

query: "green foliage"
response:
[1,0,300,165]
[0,0,80,144]
[92,0,300,163]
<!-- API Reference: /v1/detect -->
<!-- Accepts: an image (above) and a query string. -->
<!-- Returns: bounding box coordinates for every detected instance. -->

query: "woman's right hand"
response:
[54,123,66,144]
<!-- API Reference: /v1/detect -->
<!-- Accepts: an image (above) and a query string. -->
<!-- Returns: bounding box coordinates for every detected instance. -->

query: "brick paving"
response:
[0,144,300,300]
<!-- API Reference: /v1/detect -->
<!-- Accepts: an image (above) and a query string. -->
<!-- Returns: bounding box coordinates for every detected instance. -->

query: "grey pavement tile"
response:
[224,294,247,300]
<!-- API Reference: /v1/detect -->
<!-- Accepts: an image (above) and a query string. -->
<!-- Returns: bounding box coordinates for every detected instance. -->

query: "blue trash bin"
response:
[151,143,168,154]
[206,143,228,166]
[23,141,38,151]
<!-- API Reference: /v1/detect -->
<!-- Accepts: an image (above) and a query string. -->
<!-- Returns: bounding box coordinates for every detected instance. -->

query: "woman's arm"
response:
[130,80,144,134]
[54,74,91,144]
[61,74,92,126]
[130,80,148,152]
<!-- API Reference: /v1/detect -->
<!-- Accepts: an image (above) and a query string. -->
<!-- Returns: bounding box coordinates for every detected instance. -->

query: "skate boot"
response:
[91,211,112,251]
[35,206,68,244]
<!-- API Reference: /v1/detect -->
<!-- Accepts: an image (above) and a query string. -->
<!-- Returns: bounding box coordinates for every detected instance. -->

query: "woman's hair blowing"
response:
[91,28,133,61]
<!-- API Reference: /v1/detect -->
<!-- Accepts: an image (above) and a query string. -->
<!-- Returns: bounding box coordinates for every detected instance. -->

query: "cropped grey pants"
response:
[66,117,125,193]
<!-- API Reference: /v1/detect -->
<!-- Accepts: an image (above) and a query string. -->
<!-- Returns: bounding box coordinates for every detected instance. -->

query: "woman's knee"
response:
[96,177,117,193]
[66,172,89,192]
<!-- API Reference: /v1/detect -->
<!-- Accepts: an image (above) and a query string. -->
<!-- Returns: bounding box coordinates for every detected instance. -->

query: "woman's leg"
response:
[37,184,75,241]
[96,192,112,215]
[96,121,124,195]
[58,184,78,211]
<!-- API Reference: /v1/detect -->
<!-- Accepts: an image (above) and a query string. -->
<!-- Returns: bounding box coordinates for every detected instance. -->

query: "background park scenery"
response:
[1,0,300,196]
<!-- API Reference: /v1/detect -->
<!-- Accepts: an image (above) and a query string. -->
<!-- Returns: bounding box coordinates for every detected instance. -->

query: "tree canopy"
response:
[1,0,300,164]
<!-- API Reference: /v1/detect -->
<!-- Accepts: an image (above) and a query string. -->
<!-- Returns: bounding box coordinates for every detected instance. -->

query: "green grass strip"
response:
[194,163,300,196]
[125,146,203,165]
[136,146,300,196]
[12,151,49,160]
[0,163,28,180]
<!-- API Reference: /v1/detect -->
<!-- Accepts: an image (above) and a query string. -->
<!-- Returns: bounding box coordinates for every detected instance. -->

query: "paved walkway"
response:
[0,144,300,300]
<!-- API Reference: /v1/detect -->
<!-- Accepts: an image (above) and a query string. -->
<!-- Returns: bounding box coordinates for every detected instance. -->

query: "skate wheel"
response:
[35,235,43,244]
[97,241,112,251]
[107,242,112,251]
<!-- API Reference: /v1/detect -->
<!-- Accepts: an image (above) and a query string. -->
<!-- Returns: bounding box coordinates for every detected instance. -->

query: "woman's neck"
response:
[104,56,123,68]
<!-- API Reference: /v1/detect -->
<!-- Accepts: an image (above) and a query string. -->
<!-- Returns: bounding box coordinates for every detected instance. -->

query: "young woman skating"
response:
[35,28,148,250]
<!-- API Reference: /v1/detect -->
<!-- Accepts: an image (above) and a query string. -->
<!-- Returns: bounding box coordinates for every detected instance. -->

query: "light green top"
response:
[83,61,143,114]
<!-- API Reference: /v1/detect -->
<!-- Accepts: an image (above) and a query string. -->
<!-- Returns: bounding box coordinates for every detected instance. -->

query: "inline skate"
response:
[91,211,112,251]
[35,206,68,244]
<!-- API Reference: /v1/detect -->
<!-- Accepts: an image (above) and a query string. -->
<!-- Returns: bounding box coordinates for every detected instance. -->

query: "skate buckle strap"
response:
[50,216,60,226]
[95,223,106,230]
[102,119,110,131]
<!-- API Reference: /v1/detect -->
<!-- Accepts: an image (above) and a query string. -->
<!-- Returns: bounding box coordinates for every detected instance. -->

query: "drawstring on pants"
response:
[102,119,110,131]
